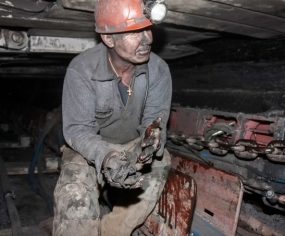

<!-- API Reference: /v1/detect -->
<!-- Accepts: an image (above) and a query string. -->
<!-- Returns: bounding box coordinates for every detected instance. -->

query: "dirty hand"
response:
[102,151,143,189]
[138,117,161,163]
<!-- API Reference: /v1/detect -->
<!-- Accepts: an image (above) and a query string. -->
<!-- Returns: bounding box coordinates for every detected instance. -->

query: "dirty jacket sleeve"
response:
[62,66,113,174]
[140,55,172,156]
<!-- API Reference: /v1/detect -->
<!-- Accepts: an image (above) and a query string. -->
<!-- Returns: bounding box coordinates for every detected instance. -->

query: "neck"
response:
[108,51,135,85]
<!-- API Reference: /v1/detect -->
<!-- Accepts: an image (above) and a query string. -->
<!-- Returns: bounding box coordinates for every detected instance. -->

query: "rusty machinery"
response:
[167,106,285,212]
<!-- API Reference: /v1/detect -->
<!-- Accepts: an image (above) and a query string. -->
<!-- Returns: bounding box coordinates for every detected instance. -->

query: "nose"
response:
[142,29,153,44]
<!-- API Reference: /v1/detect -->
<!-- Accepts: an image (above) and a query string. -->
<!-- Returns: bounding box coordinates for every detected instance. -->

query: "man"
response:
[53,0,172,235]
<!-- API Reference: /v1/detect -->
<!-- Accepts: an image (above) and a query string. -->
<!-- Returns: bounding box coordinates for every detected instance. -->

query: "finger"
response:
[135,162,144,171]
[138,155,152,163]
[152,128,160,138]
[130,176,144,189]
[109,182,122,188]
[141,136,155,147]
[153,137,160,150]
[139,146,155,159]
[124,174,143,186]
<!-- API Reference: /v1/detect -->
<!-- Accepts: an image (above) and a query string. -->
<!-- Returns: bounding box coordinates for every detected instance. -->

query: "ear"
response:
[101,34,114,48]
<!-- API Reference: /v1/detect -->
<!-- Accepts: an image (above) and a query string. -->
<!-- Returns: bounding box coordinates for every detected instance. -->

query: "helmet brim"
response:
[96,19,152,34]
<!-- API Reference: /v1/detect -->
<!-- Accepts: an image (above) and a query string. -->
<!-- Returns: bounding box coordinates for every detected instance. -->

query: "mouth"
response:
[137,47,151,56]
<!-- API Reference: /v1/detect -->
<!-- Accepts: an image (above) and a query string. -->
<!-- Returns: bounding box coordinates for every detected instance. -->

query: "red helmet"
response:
[94,0,152,33]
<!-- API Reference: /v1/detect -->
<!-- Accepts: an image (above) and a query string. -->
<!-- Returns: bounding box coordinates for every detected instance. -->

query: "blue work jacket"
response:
[62,43,172,173]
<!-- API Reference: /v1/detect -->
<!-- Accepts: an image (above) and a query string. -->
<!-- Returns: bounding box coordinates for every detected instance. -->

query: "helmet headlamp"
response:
[144,0,167,24]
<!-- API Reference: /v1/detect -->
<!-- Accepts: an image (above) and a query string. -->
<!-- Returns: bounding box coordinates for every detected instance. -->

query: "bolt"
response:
[11,32,23,44]
[266,190,275,199]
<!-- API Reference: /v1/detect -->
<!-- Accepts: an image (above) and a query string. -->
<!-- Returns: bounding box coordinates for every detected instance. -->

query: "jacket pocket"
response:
[95,108,113,126]
[95,108,113,118]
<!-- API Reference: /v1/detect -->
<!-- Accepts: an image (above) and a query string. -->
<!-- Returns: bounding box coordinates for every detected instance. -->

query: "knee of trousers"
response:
[54,148,100,220]
[54,182,100,221]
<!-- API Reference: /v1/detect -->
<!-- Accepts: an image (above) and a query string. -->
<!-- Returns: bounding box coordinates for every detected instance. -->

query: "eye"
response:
[123,32,140,40]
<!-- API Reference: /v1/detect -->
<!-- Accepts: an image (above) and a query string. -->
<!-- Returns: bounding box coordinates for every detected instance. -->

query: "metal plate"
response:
[171,153,243,236]
[139,169,197,236]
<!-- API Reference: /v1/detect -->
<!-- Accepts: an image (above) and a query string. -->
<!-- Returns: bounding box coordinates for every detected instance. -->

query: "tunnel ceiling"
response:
[0,0,285,89]
[0,0,285,61]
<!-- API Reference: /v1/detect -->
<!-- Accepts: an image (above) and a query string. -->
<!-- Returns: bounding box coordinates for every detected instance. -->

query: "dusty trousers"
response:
[52,143,171,236]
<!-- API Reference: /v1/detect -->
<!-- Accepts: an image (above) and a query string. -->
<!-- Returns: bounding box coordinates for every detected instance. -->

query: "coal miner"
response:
[53,0,172,235]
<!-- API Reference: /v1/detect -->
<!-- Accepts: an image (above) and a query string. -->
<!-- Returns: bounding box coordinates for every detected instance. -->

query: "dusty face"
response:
[112,28,153,64]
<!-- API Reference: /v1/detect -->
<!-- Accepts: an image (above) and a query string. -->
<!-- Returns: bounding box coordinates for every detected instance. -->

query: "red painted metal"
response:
[169,106,277,146]
[140,169,197,236]
[168,106,285,161]
[171,152,243,236]
[139,151,243,235]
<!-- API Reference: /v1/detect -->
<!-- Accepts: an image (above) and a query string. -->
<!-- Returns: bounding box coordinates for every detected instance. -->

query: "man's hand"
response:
[138,117,161,163]
[102,151,143,189]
